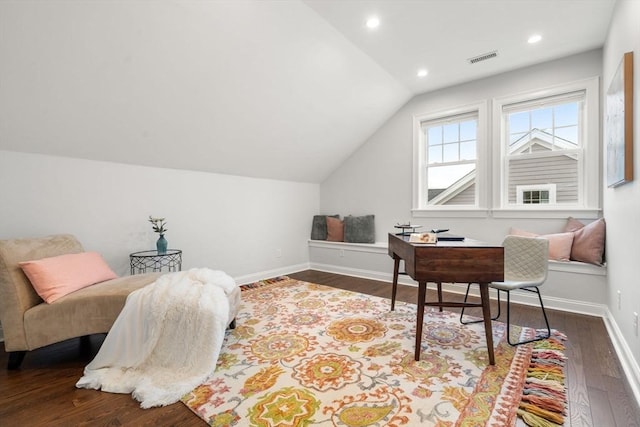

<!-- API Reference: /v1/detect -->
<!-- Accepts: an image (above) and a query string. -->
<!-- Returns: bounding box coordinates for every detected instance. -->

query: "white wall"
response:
[320,49,604,244]
[602,0,640,400]
[0,150,318,282]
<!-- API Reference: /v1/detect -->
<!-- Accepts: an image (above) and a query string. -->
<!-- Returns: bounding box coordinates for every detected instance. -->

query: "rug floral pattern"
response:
[182,277,537,426]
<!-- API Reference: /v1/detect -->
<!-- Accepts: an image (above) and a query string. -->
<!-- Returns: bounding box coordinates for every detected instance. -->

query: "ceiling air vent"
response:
[468,51,498,64]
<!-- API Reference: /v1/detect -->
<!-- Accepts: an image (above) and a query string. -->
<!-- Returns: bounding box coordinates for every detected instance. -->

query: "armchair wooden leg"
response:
[8,351,26,370]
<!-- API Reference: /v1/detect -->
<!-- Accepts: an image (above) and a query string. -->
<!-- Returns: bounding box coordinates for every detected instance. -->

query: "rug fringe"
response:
[240,276,292,292]
[518,330,567,426]
[517,408,563,427]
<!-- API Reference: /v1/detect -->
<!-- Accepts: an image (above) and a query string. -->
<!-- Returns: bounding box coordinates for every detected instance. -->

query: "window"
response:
[516,184,557,204]
[413,103,487,213]
[502,92,583,206]
[493,78,600,215]
[425,114,477,205]
[412,78,599,218]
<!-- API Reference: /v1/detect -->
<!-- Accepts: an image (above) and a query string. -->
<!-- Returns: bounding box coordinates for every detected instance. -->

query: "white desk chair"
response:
[461,235,551,345]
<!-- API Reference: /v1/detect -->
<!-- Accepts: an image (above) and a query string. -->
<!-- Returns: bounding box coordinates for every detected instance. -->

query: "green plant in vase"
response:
[149,216,168,254]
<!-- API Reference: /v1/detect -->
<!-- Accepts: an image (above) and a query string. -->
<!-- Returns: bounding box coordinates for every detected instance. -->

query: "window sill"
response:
[308,239,387,254]
[490,208,602,219]
[548,259,606,276]
[411,208,602,219]
[411,208,488,218]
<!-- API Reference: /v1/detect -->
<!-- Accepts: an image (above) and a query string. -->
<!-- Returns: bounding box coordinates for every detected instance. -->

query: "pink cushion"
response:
[509,227,538,238]
[541,232,574,261]
[564,217,606,265]
[326,217,344,242]
[509,228,574,261]
[19,252,118,303]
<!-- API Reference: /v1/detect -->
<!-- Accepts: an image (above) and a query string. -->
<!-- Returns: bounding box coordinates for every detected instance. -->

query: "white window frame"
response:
[516,184,557,204]
[492,77,601,219]
[412,101,488,217]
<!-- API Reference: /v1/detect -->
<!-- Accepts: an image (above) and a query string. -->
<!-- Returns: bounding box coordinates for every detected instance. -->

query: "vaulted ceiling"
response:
[0,1,616,183]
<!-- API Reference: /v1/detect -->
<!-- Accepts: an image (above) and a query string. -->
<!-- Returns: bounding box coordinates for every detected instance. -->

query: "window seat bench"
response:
[308,239,607,317]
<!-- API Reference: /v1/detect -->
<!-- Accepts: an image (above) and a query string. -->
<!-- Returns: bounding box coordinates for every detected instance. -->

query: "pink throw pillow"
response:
[540,232,574,261]
[509,228,573,261]
[564,217,606,265]
[326,217,344,242]
[19,252,118,303]
[508,227,538,238]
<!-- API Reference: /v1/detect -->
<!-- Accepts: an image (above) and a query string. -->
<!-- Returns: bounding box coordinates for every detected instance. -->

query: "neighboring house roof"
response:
[430,129,578,205]
[427,188,445,200]
[509,128,577,154]
[429,170,476,205]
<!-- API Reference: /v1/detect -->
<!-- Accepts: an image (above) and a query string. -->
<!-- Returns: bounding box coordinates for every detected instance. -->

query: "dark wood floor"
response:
[1,270,638,426]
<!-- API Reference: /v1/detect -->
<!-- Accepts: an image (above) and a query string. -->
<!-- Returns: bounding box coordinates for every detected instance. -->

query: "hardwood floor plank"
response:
[569,402,594,427]
[588,386,617,427]
[1,270,638,426]
[599,373,640,427]
[609,385,640,427]
[563,314,591,409]
[589,317,623,379]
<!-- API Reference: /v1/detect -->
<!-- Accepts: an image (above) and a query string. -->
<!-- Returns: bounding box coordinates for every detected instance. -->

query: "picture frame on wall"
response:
[606,51,634,188]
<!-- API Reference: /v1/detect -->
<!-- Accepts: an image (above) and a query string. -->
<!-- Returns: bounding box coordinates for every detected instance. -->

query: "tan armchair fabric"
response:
[0,234,160,366]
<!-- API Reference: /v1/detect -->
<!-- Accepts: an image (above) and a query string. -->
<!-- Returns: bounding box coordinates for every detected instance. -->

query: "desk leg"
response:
[479,283,495,365]
[436,282,443,312]
[391,256,400,311]
[415,282,426,361]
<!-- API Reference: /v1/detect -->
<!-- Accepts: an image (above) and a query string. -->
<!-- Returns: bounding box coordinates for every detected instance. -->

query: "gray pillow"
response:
[310,215,339,240]
[344,215,375,243]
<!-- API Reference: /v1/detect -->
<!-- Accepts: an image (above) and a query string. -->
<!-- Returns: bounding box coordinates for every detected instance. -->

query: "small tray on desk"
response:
[394,224,422,236]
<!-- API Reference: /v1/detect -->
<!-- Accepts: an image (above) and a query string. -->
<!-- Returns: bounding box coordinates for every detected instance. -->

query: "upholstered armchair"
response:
[0,234,161,369]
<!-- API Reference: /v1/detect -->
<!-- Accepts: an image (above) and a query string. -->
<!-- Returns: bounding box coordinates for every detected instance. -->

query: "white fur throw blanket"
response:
[76,268,235,408]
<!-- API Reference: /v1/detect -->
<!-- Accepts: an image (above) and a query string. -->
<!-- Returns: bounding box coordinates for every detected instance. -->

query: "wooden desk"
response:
[388,233,504,363]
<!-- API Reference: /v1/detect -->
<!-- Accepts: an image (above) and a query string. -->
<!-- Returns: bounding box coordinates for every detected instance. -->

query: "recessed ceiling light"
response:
[366,16,380,29]
[417,69,428,78]
[528,34,542,44]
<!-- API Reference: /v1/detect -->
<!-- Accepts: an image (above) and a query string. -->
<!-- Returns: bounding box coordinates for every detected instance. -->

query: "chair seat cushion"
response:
[491,280,543,291]
[23,273,161,350]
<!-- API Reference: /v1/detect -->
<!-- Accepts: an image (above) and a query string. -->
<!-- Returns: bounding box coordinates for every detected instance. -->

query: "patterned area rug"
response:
[182,277,566,426]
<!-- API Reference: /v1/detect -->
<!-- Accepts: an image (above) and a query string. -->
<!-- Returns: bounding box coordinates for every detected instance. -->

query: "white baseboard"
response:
[602,309,640,408]
[309,262,607,317]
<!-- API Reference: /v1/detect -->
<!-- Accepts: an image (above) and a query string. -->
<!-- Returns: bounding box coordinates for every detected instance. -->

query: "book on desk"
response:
[437,233,465,241]
[408,232,465,243]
